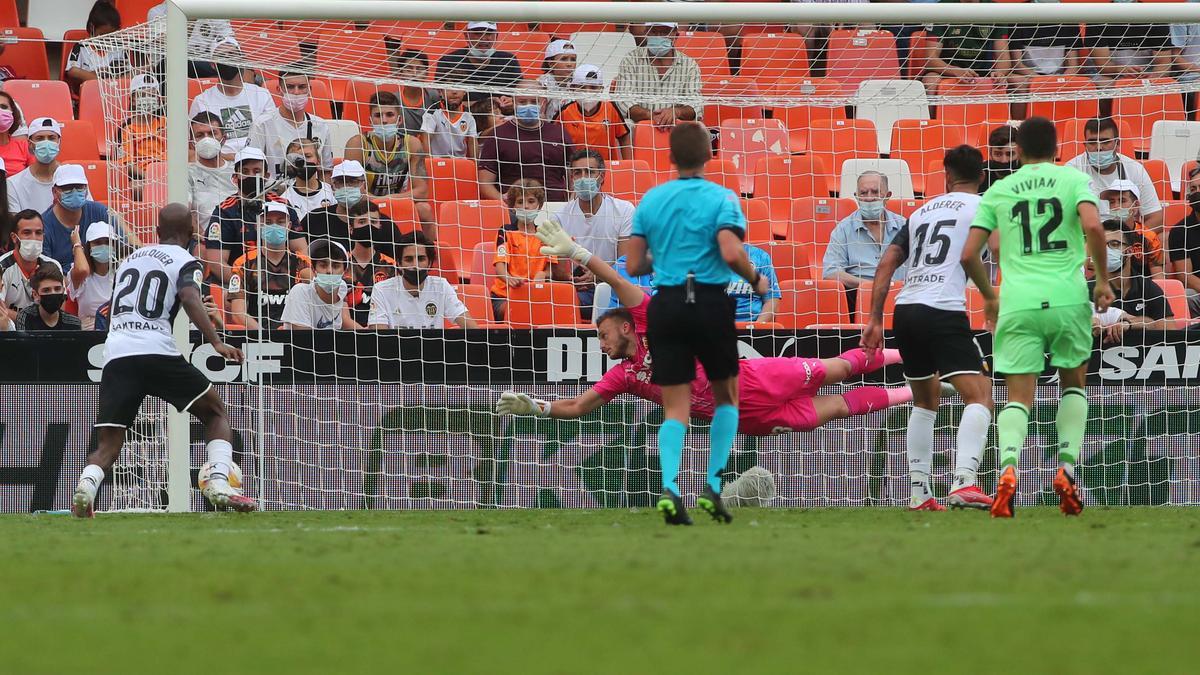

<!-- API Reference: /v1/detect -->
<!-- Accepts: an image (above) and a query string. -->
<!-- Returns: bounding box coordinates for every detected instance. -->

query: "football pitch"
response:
[2,507,1197,675]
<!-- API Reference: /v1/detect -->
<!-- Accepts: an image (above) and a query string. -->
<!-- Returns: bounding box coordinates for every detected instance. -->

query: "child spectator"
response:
[279,138,335,220]
[554,65,632,163]
[65,2,128,91]
[421,83,478,159]
[368,231,477,329]
[491,179,569,320]
[68,221,116,330]
[538,39,578,118]
[280,240,360,329]
[114,74,167,192]
[228,201,312,329]
[1099,181,1163,278]
[346,210,398,326]
[16,263,81,331]
[0,91,30,175]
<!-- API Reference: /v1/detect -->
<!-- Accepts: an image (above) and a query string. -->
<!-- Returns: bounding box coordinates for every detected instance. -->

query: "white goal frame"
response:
[159,0,1200,511]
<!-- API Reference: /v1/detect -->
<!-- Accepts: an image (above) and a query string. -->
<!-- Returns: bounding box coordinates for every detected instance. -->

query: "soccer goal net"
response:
[81,1,1200,511]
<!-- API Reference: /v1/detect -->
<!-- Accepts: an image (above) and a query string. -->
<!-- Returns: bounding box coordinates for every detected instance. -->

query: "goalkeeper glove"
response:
[496,391,551,417]
[535,220,592,266]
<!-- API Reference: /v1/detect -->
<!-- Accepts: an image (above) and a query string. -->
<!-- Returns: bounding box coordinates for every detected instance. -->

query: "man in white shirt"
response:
[368,232,477,329]
[280,240,360,329]
[246,71,333,178]
[1064,117,1163,234]
[1,211,61,321]
[8,117,89,213]
[188,38,277,154]
[188,112,236,223]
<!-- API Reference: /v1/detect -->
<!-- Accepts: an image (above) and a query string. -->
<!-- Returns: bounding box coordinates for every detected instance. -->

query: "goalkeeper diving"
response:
[497,221,923,443]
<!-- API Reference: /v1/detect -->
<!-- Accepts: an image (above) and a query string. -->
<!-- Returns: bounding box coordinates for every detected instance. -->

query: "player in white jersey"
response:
[860,146,996,512]
[71,203,256,517]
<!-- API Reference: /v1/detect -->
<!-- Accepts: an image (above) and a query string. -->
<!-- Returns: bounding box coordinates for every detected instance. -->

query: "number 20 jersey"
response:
[893,192,981,313]
[105,244,204,362]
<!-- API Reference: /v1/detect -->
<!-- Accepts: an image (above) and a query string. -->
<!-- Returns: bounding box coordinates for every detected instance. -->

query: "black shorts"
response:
[646,284,740,386]
[95,354,213,428]
[892,303,985,381]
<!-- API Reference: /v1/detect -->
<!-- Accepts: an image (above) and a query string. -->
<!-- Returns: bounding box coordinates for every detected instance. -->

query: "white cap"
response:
[545,39,576,60]
[234,146,266,166]
[262,201,290,216]
[465,21,497,31]
[331,159,366,179]
[572,64,604,87]
[644,22,678,29]
[27,116,63,137]
[85,221,114,243]
[130,73,160,93]
[213,36,241,52]
[1100,179,1140,200]
[53,164,88,188]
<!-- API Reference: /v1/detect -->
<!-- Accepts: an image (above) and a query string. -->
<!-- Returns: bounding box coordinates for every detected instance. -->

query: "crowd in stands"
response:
[0,1,1198,335]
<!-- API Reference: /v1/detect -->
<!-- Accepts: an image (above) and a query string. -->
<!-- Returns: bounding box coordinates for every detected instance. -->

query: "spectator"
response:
[64,2,127,90]
[1171,22,1200,83]
[1098,180,1163,277]
[0,44,21,83]
[608,254,655,308]
[0,91,31,174]
[146,4,235,77]
[343,91,436,231]
[349,198,403,261]
[1169,166,1200,316]
[114,74,167,189]
[554,149,634,313]
[188,37,277,154]
[421,81,478,159]
[68,221,116,330]
[921,12,1012,92]
[16,263,81,331]
[729,243,782,323]
[614,22,703,126]
[368,231,477,329]
[822,171,907,302]
[42,164,116,272]
[538,39,578,118]
[1065,118,1164,234]
[301,159,371,254]
[1087,20,1173,85]
[346,209,398,326]
[228,201,312,330]
[1091,219,1175,344]
[491,179,570,320]
[478,83,575,202]
[247,71,333,178]
[1007,23,1084,117]
[279,138,335,220]
[9,117,86,214]
[434,22,522,105]
[387,47,440,135]
[1,210,59,321]
[982,124,1019,192]
[188,112,236,225]
[554,65,632,163]
[279,240,360,329]
[203,146,305,283]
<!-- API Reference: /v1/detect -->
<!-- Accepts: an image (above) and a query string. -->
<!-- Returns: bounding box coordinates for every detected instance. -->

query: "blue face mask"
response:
[857,198,884,220]
[90,245,113,263]
[574,177,601,201]
[60,188,87,210]
[1088,150,1117,168]
[315,273,344,294]
[261,223,289,247]
[646,36,673,57]
[515,104,541,123]
[334,187,362,208]
[34,140,60,164]
[373,123,399,141]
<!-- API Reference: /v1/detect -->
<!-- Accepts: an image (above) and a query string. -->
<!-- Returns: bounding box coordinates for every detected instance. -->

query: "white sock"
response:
[206,439,234,478]
[907,406,937,505]
[953,403,992,491]
[78,464,105,496]
[1061,462,1075,481]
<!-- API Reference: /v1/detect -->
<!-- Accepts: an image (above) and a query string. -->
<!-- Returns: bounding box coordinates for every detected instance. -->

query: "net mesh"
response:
[80,14,1200,511]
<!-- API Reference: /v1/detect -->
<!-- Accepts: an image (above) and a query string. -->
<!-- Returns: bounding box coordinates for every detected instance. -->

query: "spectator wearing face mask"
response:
[188,37,277,154]
[0,91,30,175]
[68,221,117,331]
[1099,180,1164,278]
[280,240,361,330]
[538,39,578,118]
[1090,219,1175,345]
[554,65,632,163]
[421,81,478,159]
[1,210,60,322]
[188,112,236,225]
[345,209,398,326]
[279,138,335,220]
[114,74,167,189]
[491,179,571,320]
[1065,117,1164,235]
[228,201,313,330]
[15,263,81,331]
[64,2,128,91]
[980,125,1019,192]
[8,117,90,214]
[301,159,373,255]
[614,22,703,127]
[203,146,305,283]
[41,164,119,272]
[823,171,907,307]
[246,71,333,179]
[479,83,576,202]
[368,231,477,329]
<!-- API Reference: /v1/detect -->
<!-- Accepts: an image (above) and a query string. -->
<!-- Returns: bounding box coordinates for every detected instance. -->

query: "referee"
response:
[627,121,770,526]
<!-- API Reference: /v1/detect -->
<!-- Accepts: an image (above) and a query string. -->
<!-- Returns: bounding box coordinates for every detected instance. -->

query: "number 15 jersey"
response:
[106,244,204,361]
[893,191,981,313]
[970,163,1098,315]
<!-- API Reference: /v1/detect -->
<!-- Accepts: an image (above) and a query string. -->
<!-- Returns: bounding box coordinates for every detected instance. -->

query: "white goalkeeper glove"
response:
[496,391,551,417]
[535,220,592,266]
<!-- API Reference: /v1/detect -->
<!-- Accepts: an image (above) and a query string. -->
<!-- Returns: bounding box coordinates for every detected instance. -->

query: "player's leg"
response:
[945,372,995,509]
[990,309,1046,518]
[646,289,696,525]
[699,375,738,523]
[187,389,257,513]
[1047,304,1095,516]
[690,289,741,524]
[819,347,903,385]
[74,357,144,518]
[906,376,943,511]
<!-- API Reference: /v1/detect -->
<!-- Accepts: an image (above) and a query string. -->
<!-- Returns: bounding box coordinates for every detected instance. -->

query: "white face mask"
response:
[195,136,222,160]
[857,198,885,220]
[281,91,309,113]
[18,238,43,261]
[1106,247,1125,273]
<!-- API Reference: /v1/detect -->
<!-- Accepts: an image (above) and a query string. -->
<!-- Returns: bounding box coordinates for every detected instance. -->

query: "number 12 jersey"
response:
[893,191,981,312]
[105,244,204,361]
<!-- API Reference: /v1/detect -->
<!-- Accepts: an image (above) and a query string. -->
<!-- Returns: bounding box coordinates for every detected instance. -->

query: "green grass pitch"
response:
[3,507,1198,674]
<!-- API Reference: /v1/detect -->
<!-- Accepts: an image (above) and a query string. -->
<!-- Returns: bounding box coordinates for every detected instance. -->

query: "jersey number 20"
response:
[1012,198,1067,255]
[113,268,170,319]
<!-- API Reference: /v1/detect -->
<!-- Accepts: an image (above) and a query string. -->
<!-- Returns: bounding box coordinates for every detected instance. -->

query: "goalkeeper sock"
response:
[838,348,902,377]
[78,464,104,497]
[1056,388,1088,473]
[206,439,234,478]
[658,419,687,495]
[707,404,738,493]
[842,387,895,416]
[907,406,936,506]
[953,403,992,490]
[997,402,1030,471]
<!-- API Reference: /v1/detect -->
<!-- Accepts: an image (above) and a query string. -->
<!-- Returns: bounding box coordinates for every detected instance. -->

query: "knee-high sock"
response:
[658,419,687,495]
[1056,388,1088,473]
[707,405,738,493]
[997,402,1030,470]
[841,386,898,416]
[838,348,902,377]
[953,403,992,489]
[907,406,936,504]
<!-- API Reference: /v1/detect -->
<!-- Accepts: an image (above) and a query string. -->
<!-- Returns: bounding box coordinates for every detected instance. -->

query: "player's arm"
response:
[962,226,998,329]
[624,234,652,277]
[178,283,243,363]
[536,220,647,308]
[860,228,908,355]
[1080,201,1115,311]
[496,388,607,419]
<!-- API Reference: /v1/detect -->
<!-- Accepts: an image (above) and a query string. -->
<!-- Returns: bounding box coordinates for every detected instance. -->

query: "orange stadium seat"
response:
[505,281,586,328]
[923,160,947,198]
[59,29,89,81]
[426,157,480,204]
[890,120,971,197]
[1114,78,1186,156]
[314,29,395,80]
[115,0,161,25]
[809,119,878,195]
[906,31,933,80]
[759,241,813,284]
[676,31,730,79]
[1144,158,1173,201]
[187,78,218,109]
[752,155,829,226]
[438,199,507,261]
[606,159,657,203]
[706,158,742,195]
[0,27,49,81]
[856,281,903,328]
[76,161,109,204]
[720,117,790,195]
[373,197,422,235]
[1027,76,1099,138]
[536,23,613,37]
[140,161,167,205]
[459,283,495,323]
[385,29,461,65]
[632,121,673,177]
[742,198,774,244]
[5,80,73,122]
[0,0,17,28]
[468,242,498,288]
[702,77,765,128]
[740,33,809,81]
[935,77,1010,130]
[777,279,849,328]
[59,121,101,161]
[770,78,848,153]
[1162,200,1190,232]
[78,80,112,156]
[789,196,856,265]
[893,199,926,219]
[495,32,550,79]
[826,30,900,94]
[231,25,303,70]
[1153,278,1191,326]
[965,286,988,330]
[342,80,402,129]
[432,244,462,286]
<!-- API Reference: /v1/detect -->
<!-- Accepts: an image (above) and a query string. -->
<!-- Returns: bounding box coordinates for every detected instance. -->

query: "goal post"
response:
[79,1,1200,512]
